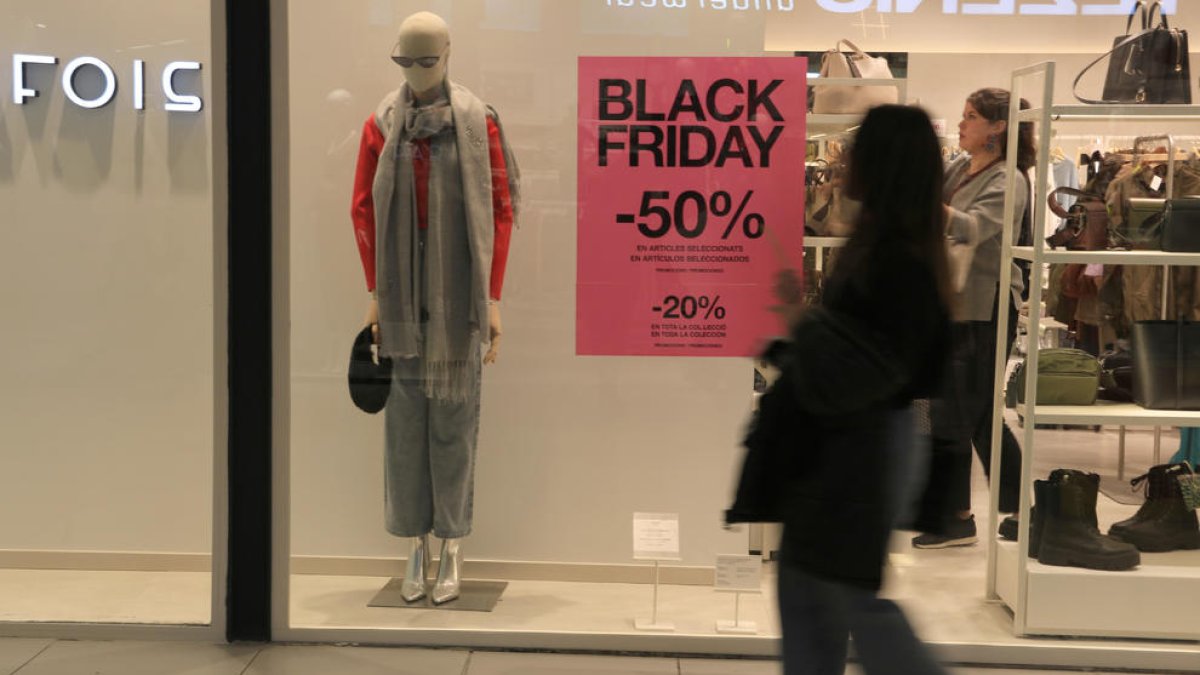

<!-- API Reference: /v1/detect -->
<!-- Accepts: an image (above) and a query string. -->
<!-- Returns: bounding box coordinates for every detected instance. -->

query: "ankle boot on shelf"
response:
[1109,463,1200,552]
[1036,471,1140,571]
[999,469,1076,557]
[1109,463,1183,539]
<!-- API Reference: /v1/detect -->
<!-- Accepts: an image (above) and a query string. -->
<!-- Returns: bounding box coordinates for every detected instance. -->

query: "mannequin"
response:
[350,11,518,605]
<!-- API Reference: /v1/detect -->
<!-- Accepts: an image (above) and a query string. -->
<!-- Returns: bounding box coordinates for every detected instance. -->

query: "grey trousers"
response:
[384,355,481,539]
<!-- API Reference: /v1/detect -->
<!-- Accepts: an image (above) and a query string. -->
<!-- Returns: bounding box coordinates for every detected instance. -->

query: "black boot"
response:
[999,469,1077,557]
[1037,471,1140,571]
[1109,463,1200,552]
[1109,463,1183,540]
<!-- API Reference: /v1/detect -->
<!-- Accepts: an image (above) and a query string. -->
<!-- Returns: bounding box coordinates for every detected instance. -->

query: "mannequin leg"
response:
[431,538,462,604]
[400,534,431,602]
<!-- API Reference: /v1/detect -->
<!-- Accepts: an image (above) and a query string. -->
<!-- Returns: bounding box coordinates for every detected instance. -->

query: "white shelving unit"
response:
[987,61,1200,640]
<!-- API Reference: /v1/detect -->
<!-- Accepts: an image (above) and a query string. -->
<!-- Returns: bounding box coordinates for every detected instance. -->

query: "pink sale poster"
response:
[577,56,807,357]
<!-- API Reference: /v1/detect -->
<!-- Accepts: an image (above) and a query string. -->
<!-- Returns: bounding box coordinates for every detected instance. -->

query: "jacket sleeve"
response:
[946,170,1026,248]
[351,115,386,292]
[487,116,514,301]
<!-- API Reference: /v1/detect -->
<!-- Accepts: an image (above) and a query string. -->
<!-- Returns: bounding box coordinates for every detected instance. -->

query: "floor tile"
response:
[681,656,780,674]
[13,640,258,675]
[245,645,468,675]
[0,638,52,675]
[467,650,677,674]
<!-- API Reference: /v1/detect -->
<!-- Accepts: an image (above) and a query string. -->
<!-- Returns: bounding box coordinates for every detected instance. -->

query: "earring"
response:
[986,134,998,154]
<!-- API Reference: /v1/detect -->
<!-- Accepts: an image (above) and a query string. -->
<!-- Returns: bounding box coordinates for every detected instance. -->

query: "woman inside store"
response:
[912,88,1032,548]
[762,104,952,674]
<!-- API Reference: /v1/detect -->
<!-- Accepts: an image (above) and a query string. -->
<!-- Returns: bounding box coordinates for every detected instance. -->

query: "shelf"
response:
[1011,246,1200,266]
[1018,104,1200,122]
[1014,401,1200,426]
[1016,313,1067,331]
[996,541,1200,640]
[806,114,862,133]
[803,237,847,248]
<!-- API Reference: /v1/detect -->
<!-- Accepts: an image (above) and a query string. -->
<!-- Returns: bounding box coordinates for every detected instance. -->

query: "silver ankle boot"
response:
[400,535,430,602]
[431,538,462,605]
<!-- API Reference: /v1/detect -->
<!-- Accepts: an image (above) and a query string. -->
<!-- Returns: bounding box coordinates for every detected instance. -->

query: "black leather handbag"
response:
[1132,319,1200,410]
[1162,197,1200,252]
[1074,0,1191,105]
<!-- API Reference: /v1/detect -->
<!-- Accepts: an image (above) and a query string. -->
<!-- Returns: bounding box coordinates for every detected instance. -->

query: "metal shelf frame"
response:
[987,61,1200,640]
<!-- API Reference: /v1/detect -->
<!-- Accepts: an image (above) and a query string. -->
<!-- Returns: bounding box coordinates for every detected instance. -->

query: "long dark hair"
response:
[842,104,953,310]
[967,87,1036,174]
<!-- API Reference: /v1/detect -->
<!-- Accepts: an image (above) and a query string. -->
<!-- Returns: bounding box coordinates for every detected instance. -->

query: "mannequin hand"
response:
[484,303,502,365]
[364,297,379,344]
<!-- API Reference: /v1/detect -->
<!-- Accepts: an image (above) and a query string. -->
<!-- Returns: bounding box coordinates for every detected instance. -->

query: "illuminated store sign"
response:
[606,0,1176,14]
[11,54,204,112]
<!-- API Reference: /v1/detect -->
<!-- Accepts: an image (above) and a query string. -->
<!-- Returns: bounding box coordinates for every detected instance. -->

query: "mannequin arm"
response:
[364,296,379,344]
[487,117,514,300]
[351,116,386,291]
[484,303,502,365]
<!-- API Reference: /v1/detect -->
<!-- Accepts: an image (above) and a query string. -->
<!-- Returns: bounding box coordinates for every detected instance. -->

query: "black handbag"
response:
[1074,0,1191,105]
[1162,197,1200,252]
[348,325,392,414]
[1132,319,1200,410]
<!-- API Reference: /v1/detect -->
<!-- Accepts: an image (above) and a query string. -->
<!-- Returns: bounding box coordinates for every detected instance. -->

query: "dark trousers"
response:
[917,299,1022,528]
[777,565,946,675]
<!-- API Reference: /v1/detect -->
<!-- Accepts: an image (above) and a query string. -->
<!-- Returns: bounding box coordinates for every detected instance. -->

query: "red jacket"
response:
[350,114,514,298]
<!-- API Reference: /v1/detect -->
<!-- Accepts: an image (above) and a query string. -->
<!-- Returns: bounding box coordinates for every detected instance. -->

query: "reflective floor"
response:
[0,638,1149,675]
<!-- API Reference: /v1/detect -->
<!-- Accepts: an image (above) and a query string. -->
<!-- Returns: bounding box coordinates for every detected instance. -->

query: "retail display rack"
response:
[988,61,1200,640]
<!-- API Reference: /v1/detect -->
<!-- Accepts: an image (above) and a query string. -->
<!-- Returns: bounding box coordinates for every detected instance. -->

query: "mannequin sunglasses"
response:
[391,43,448,68]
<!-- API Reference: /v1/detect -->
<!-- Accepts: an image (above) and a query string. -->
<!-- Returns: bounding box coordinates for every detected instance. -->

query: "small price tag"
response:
[1093,161,1101,175]
[1151,175,1164,192]
[714,554,762,593]
[633,512,681,560]
[931,119,948,138]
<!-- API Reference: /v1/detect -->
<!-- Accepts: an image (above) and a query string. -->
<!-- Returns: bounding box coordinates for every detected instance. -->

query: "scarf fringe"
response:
[421,360,475,403]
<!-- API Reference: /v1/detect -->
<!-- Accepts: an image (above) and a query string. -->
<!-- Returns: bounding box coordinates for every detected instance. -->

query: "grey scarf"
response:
[371,82,518,401]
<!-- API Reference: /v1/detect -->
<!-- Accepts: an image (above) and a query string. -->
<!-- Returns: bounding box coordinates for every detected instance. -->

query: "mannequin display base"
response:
[368,578,507,612]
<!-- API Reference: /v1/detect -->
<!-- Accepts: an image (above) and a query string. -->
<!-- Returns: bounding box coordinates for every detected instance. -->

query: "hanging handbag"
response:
[1162,197,1200,252]
[811,39,898,115]
[1132,318,1200,410]
[1046,187,1109,250]
[1115,197,1166,249]
[1074,0,1191,105]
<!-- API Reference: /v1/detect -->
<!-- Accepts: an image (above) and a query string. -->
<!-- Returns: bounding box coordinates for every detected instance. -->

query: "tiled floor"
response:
[0,638,1147,674]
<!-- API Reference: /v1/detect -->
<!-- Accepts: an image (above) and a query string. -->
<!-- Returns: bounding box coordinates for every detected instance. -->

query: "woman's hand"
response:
[773,268,805,328]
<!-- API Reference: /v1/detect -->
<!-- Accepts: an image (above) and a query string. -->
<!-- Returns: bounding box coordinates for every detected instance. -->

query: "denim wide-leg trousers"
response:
[383,355,481,539]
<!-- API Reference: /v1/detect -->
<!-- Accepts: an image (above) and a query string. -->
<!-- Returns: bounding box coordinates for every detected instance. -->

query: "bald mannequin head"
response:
[394,12,451,101]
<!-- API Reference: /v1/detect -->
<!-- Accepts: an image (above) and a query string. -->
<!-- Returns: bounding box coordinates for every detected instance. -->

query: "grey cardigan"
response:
[945,155,1026,322]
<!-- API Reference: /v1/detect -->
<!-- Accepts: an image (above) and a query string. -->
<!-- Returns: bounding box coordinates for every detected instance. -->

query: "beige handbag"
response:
[811,39,898,115]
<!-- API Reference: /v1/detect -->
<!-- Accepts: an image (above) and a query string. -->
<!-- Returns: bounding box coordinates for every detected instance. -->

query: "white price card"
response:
[714,554,762,593]
[1151,175,1164,192]
[931,119,948,138]
[633,512,681,561]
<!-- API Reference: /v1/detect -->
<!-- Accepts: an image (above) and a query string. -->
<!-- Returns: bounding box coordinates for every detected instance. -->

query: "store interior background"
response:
[0,0,218,624]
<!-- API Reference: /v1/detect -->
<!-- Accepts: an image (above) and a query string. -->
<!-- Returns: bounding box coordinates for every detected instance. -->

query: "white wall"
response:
[0,1,216,554]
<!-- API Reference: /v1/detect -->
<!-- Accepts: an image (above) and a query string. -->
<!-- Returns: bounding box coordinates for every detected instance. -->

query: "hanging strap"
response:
[1047,187,1102,219]
[1073,0,1169,105]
